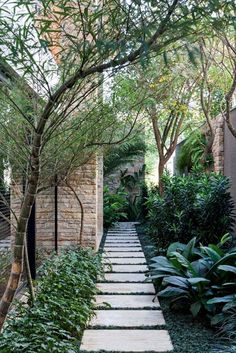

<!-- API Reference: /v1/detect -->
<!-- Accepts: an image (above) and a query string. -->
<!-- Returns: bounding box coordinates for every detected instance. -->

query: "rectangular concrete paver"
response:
[106,238,139,242]
[90,310,165,327]
[101,273,147,282]
[80,329,173,352]
[105,264,148,272]
[107,257,146,264]
[104,244,141,248]
[106,237,140,241]
[104,247,142,252]
[103,251,145,258]
[107,235,137,238]
[105,241,140,245]
[81,222,173,353]
[97,283,155,294]
[95,294,160,308]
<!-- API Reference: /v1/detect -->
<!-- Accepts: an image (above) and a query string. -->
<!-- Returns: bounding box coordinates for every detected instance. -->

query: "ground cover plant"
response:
[148,236,236,330]
[0,247,103,353]
[146,173,235,250]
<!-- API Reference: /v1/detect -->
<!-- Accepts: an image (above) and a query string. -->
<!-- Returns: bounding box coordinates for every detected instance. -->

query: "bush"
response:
[146,173,235,249]
[148,236,236,323]
[103,186,128,228]
[0,247,103,353]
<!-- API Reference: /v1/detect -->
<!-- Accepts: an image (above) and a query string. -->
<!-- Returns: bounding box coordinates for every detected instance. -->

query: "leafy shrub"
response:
[103,186,128,228]
[146,173,234,249]
[148,236,236,322]
[0,247,103,353]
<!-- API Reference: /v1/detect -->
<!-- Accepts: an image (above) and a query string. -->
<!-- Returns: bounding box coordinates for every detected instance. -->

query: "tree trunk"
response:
[0,134,41,331]
[24,236,35,306]
[158,160,165,196]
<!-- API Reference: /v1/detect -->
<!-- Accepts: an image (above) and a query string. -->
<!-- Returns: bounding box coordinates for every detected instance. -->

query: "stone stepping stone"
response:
[95,294,160,308]
[97,283,155,294]
[108,258,146,264]
[103,251,145,258]
[105,239,140,243]
[80,329,173,352]
[105,243,141,247]
[101,273,146,282]
[89,309,165,327]
[104,247,142,252]
[105,264,148,273]
[107,231,137,234]
[108,233,137,235]
[106,237,139,241]
[104,244,141,248]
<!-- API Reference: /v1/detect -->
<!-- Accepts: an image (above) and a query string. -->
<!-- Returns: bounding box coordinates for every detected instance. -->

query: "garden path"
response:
[80,222,173,352]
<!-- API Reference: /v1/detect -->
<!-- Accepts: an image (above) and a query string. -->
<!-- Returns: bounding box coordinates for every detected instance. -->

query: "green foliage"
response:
[103,186,128,228]
[148,236,236,323]
[0,248,103,353]
[176,131,213,173]
[104,139,146,176]
[210,293,236,339]
[120,165,146,221]
[211,343,236,353]
[146,173,234,250]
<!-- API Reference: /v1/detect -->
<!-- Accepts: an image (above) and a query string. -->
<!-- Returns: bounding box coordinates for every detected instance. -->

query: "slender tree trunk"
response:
[0,134,41,331]
[24,236,35,305]
[158,160,165,196]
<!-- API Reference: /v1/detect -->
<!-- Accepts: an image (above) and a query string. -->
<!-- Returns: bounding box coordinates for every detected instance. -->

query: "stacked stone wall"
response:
[11,154,103,252]
[211,116,224,173]
[36,155,103,251]
[201,115,224,173]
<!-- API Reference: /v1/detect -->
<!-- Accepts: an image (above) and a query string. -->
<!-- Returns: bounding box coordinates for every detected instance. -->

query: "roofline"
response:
[0,60,40,99]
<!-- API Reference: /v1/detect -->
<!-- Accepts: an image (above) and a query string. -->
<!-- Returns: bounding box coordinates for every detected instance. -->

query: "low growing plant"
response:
[0,247,103,353]
[148,236,236,321]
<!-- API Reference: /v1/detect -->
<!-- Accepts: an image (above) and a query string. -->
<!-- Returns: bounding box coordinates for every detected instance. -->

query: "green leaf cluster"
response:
[146,173,234,250]
[149,236,236,325]
[0,247,103,353]
[103,186,129,228]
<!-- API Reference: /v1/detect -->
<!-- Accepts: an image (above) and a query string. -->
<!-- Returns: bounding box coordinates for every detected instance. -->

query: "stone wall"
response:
[223,108,236,224]
[200,115,224,173]
[36,154,103,251]
[211,116,224,173]
[11,154,103,251]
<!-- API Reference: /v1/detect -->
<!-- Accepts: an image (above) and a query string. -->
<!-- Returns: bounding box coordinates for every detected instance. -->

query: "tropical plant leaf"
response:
[158,286,189,298]
[190,302,202,317]
[163,276,189,289]
[218,265,236,274]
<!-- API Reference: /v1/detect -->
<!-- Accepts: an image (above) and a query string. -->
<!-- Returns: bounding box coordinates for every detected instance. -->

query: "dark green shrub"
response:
[0,247,103,353]
[103,186,128,228]
[146,173,235,249]
[148,236,236,321]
